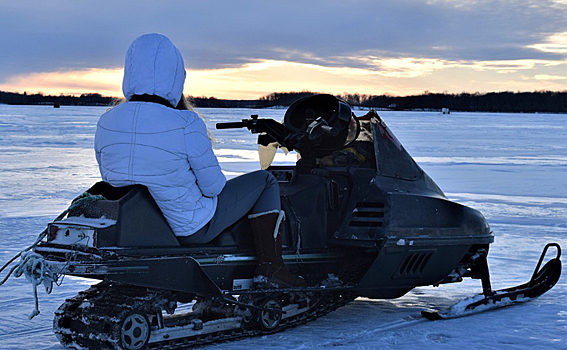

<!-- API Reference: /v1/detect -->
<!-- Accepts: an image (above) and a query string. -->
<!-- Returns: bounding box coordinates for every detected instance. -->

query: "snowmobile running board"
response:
[224,284,355,296]
[422,243,562,320]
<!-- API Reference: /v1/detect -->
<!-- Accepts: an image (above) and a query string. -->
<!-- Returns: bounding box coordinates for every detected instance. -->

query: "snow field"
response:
[0,105,565,349]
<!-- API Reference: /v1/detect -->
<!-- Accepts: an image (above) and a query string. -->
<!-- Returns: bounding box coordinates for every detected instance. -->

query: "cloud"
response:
[0,0,565,95]
[534,74,567,81]
[528,31,567,54]
[3,56,565,100]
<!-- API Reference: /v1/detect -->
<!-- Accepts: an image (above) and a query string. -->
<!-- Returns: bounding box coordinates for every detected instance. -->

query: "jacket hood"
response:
[122,33,186,107]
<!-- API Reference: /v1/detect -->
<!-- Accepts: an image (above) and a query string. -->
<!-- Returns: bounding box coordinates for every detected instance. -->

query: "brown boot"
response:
[248,210,306,287]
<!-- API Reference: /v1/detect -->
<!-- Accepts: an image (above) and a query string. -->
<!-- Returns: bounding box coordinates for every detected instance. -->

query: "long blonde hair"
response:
[175,95,193,111]
[177,95,214,144]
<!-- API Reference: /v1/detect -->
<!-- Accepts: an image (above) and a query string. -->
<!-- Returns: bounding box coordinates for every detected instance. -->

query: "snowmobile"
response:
[30,94,561,349]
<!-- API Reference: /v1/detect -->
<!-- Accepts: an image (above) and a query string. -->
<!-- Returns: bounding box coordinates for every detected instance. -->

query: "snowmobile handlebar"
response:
[215,121,249,129]
[216,115,301,151]
[216,117,337,137]
[215,114,348,156]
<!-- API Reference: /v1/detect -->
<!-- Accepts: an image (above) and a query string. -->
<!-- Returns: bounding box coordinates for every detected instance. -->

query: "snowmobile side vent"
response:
[349,202,385,227]
[327,180,341,210]
[397,250,434,278]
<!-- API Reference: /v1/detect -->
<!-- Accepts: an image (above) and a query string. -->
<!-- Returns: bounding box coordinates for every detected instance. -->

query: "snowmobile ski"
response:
[422,243,562,320]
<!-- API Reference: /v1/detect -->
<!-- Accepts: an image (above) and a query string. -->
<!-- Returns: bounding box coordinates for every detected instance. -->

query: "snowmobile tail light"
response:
[46,223,96,248]
[48,224,59,241]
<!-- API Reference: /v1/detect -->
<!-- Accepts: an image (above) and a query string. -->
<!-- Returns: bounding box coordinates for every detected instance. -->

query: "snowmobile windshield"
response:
[345,116,360,145]
[355,117,374,143]
[367,112,423,181]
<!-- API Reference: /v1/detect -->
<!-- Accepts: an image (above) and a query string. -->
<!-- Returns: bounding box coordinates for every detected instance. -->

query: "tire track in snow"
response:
[0,326,53,340]
[306,316,428,348]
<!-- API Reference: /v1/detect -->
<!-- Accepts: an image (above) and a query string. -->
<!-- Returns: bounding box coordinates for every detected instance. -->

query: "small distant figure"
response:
[442,107,450,114]
[53,102,60,108]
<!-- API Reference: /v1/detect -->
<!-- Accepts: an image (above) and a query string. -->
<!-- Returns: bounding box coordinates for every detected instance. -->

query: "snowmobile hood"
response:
[122,33,186,107]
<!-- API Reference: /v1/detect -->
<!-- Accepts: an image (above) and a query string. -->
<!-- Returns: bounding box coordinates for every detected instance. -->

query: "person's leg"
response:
[180,170,279,244]
[179,170,305,286]
[249,210,305,287]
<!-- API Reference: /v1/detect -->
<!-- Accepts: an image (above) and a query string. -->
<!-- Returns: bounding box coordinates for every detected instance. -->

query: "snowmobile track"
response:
[53,281,356,349]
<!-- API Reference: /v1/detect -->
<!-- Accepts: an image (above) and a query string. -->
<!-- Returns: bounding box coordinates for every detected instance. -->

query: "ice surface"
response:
[0,105,565,349]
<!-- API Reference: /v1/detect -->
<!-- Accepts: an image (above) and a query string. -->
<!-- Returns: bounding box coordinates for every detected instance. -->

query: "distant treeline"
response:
[261,90,566,113]
[1,90,565,113]
[337,90,567,113]
[0,91,115,106]
[187,96,259,108]
[152,90,567,113]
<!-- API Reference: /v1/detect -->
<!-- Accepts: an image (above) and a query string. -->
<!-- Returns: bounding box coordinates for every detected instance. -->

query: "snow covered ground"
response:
[0,105,565,349]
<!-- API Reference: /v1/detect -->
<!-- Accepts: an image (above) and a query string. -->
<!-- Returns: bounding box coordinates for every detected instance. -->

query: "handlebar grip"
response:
[216,122,248,129]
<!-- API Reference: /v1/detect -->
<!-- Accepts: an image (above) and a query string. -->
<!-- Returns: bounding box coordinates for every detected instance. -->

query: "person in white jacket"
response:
[94,33,304,287]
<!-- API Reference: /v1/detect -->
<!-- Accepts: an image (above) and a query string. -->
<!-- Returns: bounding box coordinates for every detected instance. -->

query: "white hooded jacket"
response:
[94,34,226,236]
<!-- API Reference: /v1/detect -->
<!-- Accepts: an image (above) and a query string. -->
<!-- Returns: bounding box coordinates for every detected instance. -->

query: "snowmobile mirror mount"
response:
[306,117,339,140]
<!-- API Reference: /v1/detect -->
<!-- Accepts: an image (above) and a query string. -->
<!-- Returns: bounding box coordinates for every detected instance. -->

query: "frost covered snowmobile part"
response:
[26,94,561,349]
[422,243,562,320]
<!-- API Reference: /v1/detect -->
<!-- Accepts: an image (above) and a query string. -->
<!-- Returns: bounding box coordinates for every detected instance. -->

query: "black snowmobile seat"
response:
[74,182,180,247]
[77,182,252,249]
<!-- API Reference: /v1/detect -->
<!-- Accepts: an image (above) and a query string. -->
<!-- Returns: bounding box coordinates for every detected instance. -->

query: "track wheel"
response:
[120,312,150,350]
[259,299,282,331]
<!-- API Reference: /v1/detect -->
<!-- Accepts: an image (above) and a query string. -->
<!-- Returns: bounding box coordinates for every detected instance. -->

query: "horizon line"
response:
[2,89,566,101]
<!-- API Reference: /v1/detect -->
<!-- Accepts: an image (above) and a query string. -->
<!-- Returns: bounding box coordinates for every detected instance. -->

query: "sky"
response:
[0,0,566,99]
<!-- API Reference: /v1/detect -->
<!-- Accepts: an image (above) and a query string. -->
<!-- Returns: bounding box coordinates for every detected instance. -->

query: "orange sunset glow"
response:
[1,56,565,100]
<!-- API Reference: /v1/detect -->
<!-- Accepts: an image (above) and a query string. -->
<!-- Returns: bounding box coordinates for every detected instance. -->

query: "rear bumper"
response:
[34,245,222,296]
